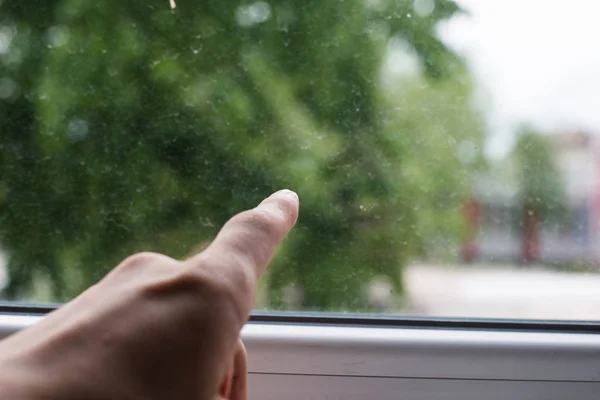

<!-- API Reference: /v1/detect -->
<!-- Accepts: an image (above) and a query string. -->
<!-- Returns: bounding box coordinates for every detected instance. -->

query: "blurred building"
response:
[463,131,600,264]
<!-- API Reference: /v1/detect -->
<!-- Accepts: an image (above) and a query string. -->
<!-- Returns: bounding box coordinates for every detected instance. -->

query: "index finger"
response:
[188,189,299,299]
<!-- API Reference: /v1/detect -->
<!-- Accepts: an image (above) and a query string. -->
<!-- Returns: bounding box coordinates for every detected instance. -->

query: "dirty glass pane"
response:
[1,0,599,320]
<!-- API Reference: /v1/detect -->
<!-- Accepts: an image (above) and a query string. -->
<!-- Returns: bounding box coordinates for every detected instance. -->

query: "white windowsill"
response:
[1,314,599,399]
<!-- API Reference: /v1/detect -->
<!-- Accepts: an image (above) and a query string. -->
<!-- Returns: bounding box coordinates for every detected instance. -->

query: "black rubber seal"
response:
[0,302,599,334]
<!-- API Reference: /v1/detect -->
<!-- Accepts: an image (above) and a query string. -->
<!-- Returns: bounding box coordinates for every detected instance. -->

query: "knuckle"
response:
[172,264,233,301]
[139,266,244,329]
[113,252,179,280]
[120,252,165,268]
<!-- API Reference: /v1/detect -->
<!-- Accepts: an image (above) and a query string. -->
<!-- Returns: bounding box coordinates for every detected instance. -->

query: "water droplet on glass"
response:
[0,27,14,54]
[68,119,89,141]
[236,1,272,27]
[46,25,71,48]
[0,77,17,99]
[413,0,435,17]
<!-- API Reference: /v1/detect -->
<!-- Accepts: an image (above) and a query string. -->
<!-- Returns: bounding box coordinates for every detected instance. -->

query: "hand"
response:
[0,190,299,400]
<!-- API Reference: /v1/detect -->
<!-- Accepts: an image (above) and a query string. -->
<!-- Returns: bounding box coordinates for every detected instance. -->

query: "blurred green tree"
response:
[514,126,567,263]
[382,60,487,261]
[0,0,475,309]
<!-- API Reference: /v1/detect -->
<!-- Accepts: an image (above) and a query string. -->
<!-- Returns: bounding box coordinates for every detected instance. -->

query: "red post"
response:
[522,208,540,263]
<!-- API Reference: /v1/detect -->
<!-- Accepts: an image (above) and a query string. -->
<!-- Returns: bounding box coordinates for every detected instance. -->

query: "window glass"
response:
[1,0,599,320]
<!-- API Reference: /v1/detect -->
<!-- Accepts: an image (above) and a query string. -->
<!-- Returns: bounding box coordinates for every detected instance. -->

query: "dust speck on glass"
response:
[1,0,599,320]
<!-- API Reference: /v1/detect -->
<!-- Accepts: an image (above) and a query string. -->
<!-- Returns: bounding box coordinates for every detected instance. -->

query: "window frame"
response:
[1,305,600,399]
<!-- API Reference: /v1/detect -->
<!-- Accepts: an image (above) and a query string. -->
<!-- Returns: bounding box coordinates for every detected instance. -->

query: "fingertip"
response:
[259,189,300,227]
[261,189,299,207]
[273,189,299,201]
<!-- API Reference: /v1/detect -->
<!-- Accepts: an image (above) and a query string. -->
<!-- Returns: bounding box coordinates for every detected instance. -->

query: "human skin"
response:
[0,189,299,400]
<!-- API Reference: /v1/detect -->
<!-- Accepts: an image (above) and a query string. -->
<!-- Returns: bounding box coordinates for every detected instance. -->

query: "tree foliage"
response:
[0,0,479,309]
[383,62,486,259]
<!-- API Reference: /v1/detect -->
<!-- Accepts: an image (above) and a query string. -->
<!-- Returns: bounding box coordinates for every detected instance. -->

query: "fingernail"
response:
[273,189,298,200]
[259,190,299,207]
[260,190,300,224]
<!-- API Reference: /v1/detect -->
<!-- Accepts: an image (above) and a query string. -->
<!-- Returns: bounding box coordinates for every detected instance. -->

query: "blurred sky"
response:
[439,0,600,158]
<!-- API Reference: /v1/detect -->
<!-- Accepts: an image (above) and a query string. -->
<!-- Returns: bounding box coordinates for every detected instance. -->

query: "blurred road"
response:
[402,263,600,320]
